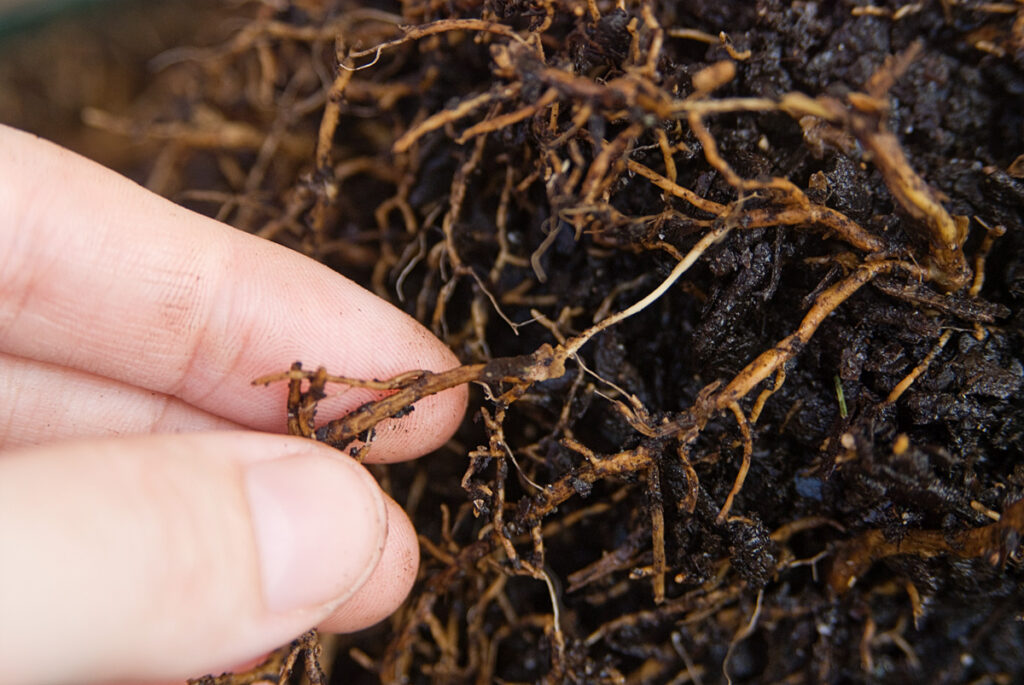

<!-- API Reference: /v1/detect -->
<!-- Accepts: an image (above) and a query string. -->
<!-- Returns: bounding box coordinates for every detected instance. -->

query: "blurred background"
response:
[0,0,222,172]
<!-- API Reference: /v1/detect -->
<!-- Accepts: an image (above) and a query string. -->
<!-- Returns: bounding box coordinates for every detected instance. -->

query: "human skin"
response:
[0,124,468,684]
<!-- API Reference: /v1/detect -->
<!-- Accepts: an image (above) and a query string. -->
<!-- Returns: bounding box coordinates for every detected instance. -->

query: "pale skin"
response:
[0,124,468,684]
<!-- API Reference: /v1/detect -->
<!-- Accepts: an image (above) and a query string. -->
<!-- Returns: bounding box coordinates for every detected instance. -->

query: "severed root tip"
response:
[842,87,972,291]
[255,345,568,452]
[860,128,972,290]
[924,215,972,291]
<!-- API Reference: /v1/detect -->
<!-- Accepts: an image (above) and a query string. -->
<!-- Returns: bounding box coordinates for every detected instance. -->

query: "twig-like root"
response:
[711,260,925,413]
[255,224,730,452]
[829,498,1024,592]
[189,630,323,685]
[884,329,953,405]
[717,403,753,524]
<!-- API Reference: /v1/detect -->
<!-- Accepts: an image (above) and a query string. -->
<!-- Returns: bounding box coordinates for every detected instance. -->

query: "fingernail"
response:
[244,452,387,613]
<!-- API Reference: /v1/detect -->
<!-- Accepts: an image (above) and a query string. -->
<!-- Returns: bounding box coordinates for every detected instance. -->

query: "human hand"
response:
[0,124,467,684]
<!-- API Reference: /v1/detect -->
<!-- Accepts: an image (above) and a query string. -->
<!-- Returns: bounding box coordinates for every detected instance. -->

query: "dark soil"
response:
[4,1,1024,683]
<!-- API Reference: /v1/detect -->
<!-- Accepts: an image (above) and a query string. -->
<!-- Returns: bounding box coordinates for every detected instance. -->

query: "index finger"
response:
[0,125,467,462]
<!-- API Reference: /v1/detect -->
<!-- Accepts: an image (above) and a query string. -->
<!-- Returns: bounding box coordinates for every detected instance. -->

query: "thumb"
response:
[0,432,411,685]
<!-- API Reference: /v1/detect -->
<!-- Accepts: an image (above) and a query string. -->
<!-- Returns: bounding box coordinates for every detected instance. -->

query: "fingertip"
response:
[244,446,389,614]
[304,329,468,465]
[0,432,397,684]
[358,381,469,464]
[318,495,419,633]
[0,126,468,466]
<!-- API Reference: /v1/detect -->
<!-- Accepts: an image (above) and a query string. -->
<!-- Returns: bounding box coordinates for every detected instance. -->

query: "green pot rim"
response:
[0,0,115,40]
